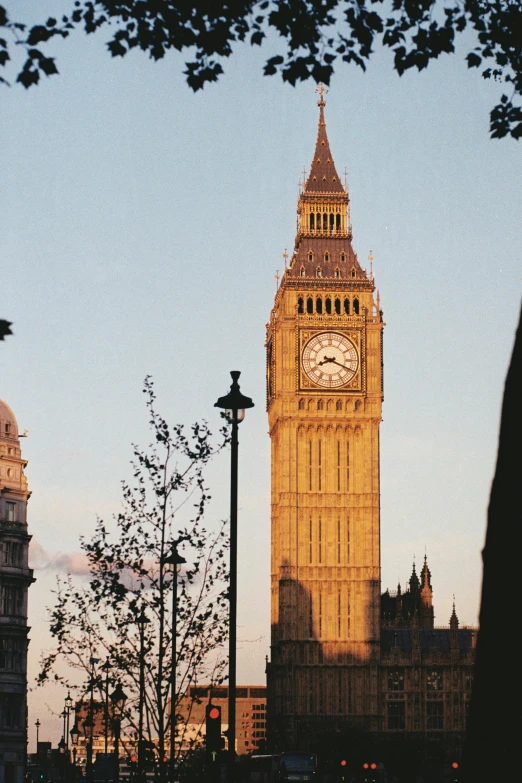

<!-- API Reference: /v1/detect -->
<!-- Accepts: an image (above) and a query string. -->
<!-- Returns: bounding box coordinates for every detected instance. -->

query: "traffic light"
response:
[339,759,347,781]
[129,754,137,780]
[450,761,460,782]
[205,703,222,758]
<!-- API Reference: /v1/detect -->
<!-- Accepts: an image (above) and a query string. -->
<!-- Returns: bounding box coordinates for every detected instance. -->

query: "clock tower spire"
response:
[266,92,384,750]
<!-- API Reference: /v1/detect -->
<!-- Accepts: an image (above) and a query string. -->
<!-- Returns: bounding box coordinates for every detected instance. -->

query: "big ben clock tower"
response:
[266,88,384,749]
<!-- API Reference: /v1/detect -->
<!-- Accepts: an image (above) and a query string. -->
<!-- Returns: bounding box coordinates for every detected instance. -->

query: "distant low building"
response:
[177,684,267,757]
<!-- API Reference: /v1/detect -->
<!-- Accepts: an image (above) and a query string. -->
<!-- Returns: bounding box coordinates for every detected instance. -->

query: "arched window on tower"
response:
[316,268,322,278]
[300,267,306,277]
[324,252,329,262]
[325,298,332,315]
[340,252,345,262]
[351,268,356,278]
[323,213,328,231]
[317,399,324,410]
[329,213,335,232]
[316,297,323,314]
[310,213,315,231]
[336,214,341,231]
[298,297,304,314]
[298,399,305,410]
[307,297,314,314]
[344,298,350,315]
[353,298,359,315]
[336,400,342,411]
[335,298,341,314]
[316,212,321,229]
[308,252,313,262]
[334,268,340,278]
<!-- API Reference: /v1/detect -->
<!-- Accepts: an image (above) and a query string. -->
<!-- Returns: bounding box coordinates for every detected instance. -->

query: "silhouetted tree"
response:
[1,1,521,138]
[38,376,230,773]
[461,303,521,782]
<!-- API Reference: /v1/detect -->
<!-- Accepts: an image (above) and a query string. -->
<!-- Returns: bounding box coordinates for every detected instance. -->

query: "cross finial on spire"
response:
[283,248,288,268]
[368,249,374,277]
[275,269,280,290]
[316,83,328,106]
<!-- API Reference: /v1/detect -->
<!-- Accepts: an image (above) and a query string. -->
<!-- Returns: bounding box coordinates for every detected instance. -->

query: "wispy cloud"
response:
[29,540,90,575]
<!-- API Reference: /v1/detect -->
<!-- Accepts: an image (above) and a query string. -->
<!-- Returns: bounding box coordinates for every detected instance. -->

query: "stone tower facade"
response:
[266,91,384,749]
[265,98,475,779]
[0,400,34,783]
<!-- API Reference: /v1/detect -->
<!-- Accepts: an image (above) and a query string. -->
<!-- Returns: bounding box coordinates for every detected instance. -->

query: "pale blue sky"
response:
[2,2,521,748]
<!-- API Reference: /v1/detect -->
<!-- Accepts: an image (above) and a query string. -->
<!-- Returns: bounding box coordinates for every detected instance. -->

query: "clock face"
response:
[302,332,359,388]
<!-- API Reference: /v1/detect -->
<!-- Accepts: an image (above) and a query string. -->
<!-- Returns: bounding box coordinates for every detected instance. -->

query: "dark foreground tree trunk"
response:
[462,301,522,782]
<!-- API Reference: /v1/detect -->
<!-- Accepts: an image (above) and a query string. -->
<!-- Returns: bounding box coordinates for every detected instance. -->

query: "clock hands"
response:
[318,355,354,371]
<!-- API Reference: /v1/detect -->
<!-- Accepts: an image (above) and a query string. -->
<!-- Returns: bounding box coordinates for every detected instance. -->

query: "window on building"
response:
[298,297,304,314]
[1,586,23,616]
[0,637,22,671]
[2,542,22,565]
[353,298,360,314]
[427,670,443,691]
[427,700,444,730]
[6,502,16,522]
[298,399,305,410]
[0,694,23,728]
[335,298,341,314]
[387,701,405,730]
[300,267,306,277]
[388,669,405,691]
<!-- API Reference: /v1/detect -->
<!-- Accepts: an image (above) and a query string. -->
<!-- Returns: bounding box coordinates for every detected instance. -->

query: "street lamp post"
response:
[58,737,67,781]
[136,610,150,783]
[65,693,73,753]
[85,656,99,783]
[214,371,254,780]
[164,540,187,783]
[35,718,40,755]
[83,713,94,783]
[70,721,80,783]
[102,659,111,754]
[110,683,127,783]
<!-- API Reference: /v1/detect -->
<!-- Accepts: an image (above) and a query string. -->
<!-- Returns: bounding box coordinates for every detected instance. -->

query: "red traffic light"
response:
[452,762,459,769]
[340,761,347,767]
[208,706,220,720]
[370,763,377,770]
[363,763,369,769]
[130,755,137,763]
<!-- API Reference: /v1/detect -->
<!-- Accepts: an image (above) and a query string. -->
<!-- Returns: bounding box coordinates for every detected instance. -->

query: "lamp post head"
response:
[110,683,128,715]
[65,692,73,710]
[164,543,187,571]
[83,713,94,742]
[136,610,150,628]
[70,721,80,746]
[35,719,41,728]
[214,371,254,423]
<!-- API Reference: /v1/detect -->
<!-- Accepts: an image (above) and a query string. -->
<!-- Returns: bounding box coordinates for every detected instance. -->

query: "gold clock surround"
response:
[298,327,364,392]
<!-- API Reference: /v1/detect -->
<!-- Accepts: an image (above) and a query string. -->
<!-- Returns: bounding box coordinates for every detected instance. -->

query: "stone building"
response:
[265,93,476,782]
[0,400,34,783]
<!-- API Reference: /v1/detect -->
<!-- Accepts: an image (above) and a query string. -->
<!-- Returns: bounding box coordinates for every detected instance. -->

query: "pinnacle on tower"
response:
[304,84,345,195]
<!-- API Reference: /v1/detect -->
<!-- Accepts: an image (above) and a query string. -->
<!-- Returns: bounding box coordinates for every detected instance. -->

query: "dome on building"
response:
[0,398,19,440]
